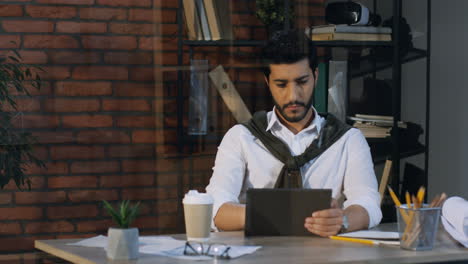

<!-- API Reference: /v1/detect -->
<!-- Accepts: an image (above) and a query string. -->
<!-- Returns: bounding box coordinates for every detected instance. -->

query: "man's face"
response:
[266,58,318,123]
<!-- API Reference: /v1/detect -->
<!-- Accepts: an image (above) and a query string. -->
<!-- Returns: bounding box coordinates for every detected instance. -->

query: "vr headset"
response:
[325,1,381,26]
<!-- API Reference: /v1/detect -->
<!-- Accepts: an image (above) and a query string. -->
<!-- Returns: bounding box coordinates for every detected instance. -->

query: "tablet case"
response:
[245,189,332,236]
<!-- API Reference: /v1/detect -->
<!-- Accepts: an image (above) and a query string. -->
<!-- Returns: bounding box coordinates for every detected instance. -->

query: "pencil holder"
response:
[397,204,441,251]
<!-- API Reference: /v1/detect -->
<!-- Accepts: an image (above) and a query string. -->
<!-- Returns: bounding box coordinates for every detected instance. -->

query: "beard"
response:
[273,93,314,123]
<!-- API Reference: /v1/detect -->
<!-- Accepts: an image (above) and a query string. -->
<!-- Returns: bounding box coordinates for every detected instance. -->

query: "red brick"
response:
[121,187,161,200]
[0,223,22,235]
[48,175,98,188]
[107,145,154,158]
[44,99,100,112]
[57,21,107,33]
[82,36,137,50]
[157,200,177,213]
[97,0,150,7]
[0,207,43,220]
[15,191,66,204]
[114,82,156,97]
[2,175,45,191]
[10,81,52,96]
[37,0,94,4]
[153,0,177,8]
[12,51,47,64]
[100,174,154,187]
[26,6,76,18]
[80,7,126,20]
[49,51,100,64]
[192,156,215,171]
[2,20,53,33]
[77,130,130,144]
[0,236,54,253]
[31,146,48,161]
[0,4,23,16]
[132,130,162,143]
[76,219,113,232]
[12,115,60,129]
[0,193,12,205]
[50,146,105,160]
[158,214,177,228]
[68,190,119,202]
[35,66,71,80]
[157,173,178,186]
[24,35,79,49]
[33,131,74,144]
[104,51,152,65]
[47,205,98,219]
[116,116,156,127]
[25,162,68,175]
[139,37,177,51]
[25,220,74,234]
[3,98,40,112]
[156,158,185,173]
[55,81,111,96]
[109,23,153,35]
[70,161,120,174]
[102,99,151,111]
[129,67,154,81]
[133,216,158,229]
[72,66,128,80]
[0,35,20,48]
[128,8,153,22]
[62,115,113,128]
[122,160,155,172]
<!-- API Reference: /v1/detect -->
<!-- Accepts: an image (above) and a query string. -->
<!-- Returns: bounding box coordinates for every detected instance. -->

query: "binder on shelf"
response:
[311,33,391,41]
[195,0,211,40]
[306,24,392,35]
[182,0,203,40]
[203,0,222,41]
[212,0,233,40]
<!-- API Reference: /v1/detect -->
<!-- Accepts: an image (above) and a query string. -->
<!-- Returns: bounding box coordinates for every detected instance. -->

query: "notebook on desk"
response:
[245,188,332,236]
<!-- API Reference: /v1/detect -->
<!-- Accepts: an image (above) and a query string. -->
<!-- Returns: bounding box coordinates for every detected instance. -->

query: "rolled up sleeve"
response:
[343,129,382,228]
[205,125,246,230]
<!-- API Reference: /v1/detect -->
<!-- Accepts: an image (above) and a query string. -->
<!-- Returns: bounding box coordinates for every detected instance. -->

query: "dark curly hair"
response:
[261,29,318,78]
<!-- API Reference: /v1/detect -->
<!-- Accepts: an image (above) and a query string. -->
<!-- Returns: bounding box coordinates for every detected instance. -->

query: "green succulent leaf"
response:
[103,200,141,229]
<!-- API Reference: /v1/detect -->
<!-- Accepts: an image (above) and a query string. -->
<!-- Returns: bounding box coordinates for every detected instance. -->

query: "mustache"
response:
[282,101,306,110]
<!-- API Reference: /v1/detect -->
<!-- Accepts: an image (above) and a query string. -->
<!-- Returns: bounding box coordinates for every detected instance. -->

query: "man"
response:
[206,30,382,237]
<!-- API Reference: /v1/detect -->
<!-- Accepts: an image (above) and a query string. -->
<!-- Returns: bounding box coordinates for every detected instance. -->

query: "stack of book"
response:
[348,114,407,138]
[305,24,392,42]
[182,0,233,41]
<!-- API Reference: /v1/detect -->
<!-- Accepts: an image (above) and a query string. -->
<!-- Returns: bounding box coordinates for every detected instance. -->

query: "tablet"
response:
[245,188,332,236]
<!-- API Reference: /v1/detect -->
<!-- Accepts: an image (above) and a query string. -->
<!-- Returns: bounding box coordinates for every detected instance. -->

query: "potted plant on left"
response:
[0,50,45,190]
[103,200,141,260]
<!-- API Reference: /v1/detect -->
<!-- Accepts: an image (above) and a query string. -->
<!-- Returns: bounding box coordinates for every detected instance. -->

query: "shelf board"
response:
[350,48,428,78]
[183,40,394,47]
[371,143,426,164]
[183,40,265,47]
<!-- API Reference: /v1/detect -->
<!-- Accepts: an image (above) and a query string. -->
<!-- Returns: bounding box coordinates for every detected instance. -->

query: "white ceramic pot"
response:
[106,227,139,260]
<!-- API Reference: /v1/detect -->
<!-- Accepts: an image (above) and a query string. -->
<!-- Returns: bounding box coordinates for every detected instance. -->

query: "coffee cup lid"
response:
[183,190,213,204]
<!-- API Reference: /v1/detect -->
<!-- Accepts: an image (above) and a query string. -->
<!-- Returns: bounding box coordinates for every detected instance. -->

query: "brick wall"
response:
[0,0,324,253]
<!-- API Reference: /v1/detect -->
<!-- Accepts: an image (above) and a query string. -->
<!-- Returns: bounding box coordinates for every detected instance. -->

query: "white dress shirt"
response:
[206,107,382,229]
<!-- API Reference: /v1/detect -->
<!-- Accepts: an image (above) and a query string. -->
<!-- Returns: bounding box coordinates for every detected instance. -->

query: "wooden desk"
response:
[35,224,468,264]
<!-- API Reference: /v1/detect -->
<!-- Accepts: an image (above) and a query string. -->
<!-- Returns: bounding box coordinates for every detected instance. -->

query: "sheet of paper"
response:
[442,216,468,247]
[66,235,107,247]
[338,230,399,240]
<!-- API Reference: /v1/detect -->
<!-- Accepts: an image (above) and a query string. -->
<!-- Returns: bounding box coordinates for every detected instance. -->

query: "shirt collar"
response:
[266,106,324,134]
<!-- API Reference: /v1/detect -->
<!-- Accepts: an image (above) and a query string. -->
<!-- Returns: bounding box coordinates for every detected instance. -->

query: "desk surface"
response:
[35,224,468,264]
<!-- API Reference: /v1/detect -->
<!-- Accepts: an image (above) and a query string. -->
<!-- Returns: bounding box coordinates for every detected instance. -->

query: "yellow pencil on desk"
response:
[387,185,409,223]
[329,236,400,246]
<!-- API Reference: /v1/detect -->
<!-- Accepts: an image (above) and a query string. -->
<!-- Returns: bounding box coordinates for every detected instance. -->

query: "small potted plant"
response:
[103,200,141,260]
[255,0,295,35]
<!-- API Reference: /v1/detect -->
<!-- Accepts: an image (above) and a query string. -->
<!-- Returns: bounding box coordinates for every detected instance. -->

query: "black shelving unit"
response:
[176,0,431,222]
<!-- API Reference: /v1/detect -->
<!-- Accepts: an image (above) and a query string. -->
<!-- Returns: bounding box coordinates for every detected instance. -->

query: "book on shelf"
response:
[348,115,407,128]
[313,62,328,113]
[311,32,391,42]
[353,123,391,138]
[203,0,221,40]
[182,0,203,40]
[305,24,392,35]
[213,0,233,40]
[195,0,211,40]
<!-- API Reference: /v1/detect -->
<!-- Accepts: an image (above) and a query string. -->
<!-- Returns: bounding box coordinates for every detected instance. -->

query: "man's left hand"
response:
[304,199,344,237]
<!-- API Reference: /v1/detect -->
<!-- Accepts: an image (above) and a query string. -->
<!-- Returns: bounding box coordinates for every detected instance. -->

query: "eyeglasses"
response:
[183,241,231,259]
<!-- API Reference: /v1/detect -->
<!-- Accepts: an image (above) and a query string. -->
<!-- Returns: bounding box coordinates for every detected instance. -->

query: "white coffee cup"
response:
[183,190,213,242]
